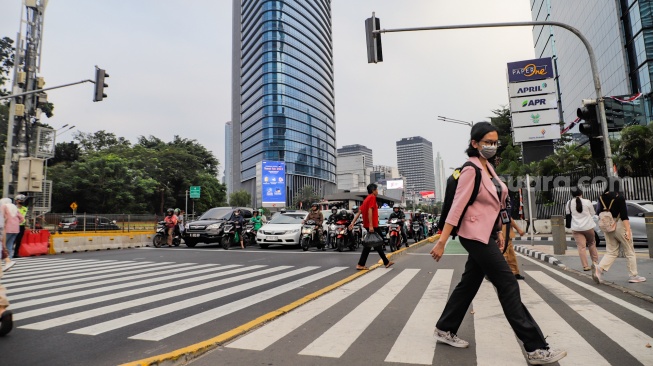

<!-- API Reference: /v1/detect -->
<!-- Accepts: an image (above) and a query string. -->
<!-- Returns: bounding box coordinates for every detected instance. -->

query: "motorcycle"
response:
[387,218,402,252]
[351,221,363,250]
[220,220,242,250]
[153,221,181,248]
[243,223,257,247]
[301,220,323,251]
[412,220,423,242]
[334,219,353,252]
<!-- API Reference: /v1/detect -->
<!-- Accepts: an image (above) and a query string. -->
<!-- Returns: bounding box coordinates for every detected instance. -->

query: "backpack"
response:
[437,161,482,238]
[598,196,617,233]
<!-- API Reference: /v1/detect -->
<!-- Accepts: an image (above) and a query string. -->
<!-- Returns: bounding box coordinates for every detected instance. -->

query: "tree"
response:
[613,124,653,174]
[292,185,321,209]
[229,190,252,207]
[0,37,15,97]
[74,130,131,153]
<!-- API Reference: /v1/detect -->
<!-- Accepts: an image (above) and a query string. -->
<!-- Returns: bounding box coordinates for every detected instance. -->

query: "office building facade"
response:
[396,136,436,194]
[231,0,337,206]
[434,152,446,202]
[530,0,652,124]
[336,144,373,169]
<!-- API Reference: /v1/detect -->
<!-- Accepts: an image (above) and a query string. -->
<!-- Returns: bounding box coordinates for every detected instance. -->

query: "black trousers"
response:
[435,236,548,352]
[13,225,25,258]
[357,228,389,266]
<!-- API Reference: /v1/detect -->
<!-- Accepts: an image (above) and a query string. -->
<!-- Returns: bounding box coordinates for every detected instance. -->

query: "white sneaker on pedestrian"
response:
[527,348,567,365]
[2,261,15,272]
[628,275,646,283]
[433,327,469,348]
[591,262,602,284]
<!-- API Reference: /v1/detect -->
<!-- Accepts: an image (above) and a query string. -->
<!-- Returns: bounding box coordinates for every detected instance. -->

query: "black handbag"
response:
[565,200,572,229]
[363,231,383,248]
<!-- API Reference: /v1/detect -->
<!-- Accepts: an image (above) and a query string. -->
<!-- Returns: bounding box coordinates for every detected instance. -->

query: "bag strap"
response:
[453,162,482,237]
[599,196,614,211]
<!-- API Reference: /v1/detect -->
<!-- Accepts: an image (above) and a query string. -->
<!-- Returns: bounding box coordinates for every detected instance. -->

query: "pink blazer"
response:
[444,157,508,244]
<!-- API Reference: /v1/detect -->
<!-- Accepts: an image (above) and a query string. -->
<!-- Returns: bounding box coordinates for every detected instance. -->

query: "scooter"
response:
[412,220,423,242]
[351,221,363,250]
[221,220,242,250]
[334,219,352,252]
[387,218,402,252]
[153,221,181,248]
[243,223,257,247]
[301,220,323,251]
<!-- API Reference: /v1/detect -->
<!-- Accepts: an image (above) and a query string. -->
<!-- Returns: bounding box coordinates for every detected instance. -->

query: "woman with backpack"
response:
[429,122,566,365]
[593,180,646,284]
[566,187,598,271]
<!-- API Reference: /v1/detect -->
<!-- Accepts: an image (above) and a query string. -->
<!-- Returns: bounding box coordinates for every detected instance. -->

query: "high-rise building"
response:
[396,136,436,194]
[224,121,233,196]
[231,0,337,206]
[370,165,400,184]
[530,1,652,124]
[336,155,371,192]
[434,152,446,202]
[336,144,373,169]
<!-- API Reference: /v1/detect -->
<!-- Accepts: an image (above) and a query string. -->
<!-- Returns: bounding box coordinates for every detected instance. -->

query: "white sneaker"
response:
[628,275,646,283]
[2,261,15,272]
[527,348,567,365]
[433,327,469,348]
[591,262,602,284]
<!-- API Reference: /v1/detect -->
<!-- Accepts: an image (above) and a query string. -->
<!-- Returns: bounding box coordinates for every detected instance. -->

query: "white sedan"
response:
[256,211,308,248]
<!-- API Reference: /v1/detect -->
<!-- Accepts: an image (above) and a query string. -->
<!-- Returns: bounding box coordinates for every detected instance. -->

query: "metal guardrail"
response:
[34,213,199,233]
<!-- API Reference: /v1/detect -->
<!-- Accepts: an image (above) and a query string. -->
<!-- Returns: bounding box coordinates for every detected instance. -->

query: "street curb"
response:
[513,245,567,268]
[119,235,439,366]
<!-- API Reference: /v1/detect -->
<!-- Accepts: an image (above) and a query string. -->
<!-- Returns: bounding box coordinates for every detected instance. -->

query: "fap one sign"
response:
[513,124,561,143]
[507,57,554,83]
[509,96,557,113]
[511,108,559,128]
[508,78,555,97]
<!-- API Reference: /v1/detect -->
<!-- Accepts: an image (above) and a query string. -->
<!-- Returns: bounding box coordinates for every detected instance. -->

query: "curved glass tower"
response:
[232,0,337,205]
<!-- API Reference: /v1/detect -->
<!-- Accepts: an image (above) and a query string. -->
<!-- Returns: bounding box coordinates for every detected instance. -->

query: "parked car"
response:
[593,200,653,246]
[58,216,119,232]
[183,207,253,247]
[256,210,308,248]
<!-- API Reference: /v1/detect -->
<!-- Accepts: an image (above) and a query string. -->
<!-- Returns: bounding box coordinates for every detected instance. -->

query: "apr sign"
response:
[509,96,557,113]
[507,57,554,83]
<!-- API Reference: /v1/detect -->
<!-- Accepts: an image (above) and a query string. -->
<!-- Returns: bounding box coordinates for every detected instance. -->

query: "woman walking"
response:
[429,122,566,365]
[1,198,23,272]
[593,180,646,284]
[566,187,598,271]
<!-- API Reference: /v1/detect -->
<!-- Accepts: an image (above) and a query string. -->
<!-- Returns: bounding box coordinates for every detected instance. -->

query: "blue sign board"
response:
[507,57,554,83]
[262,161,286,207]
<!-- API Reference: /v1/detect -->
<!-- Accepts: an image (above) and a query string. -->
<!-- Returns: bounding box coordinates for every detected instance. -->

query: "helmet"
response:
[174,208,180,214]
[352,205,359,213]
[331,206,338,213]
[253,210,259,215]
[340,209,348,216]
[166,208,174,215]
[14,194,26,202]
[259,209,264,214]
[393,205,400,211]
[416,209,421,214]
[311,202,319,209]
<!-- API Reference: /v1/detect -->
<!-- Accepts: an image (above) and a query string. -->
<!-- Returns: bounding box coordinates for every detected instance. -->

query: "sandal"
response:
[356,266,369,270]
[385,261,395,268]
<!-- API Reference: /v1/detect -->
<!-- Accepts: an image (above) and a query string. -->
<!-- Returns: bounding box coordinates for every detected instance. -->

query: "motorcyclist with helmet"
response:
[163,208,178,246]
[413,209,427,238]
[325,206,339,248]
[303,203,325,250]
[389,205,408,247]
[233,209,245,249]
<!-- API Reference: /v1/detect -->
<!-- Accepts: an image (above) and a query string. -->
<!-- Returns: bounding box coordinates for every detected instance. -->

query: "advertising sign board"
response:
[509,95,557,113]
[513,124,562,143]
[508,78,556,97]
[261,161,286,207]
[507,57,554,83]
[386,179,404,189]
[511,108,559,128]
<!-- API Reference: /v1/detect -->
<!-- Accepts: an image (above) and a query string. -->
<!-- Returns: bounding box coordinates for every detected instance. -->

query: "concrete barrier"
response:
[51,231,156,254]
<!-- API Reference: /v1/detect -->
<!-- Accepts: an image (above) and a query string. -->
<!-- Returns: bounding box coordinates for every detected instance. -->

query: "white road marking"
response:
[299,269,419,358]
[3,260,129,283]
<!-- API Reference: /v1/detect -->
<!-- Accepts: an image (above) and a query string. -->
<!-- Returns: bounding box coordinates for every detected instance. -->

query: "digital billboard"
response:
[261,161,286,207]
[386,179,404,189]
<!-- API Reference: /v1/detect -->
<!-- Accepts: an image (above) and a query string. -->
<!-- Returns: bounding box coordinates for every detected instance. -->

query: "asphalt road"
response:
[1,244,370,366]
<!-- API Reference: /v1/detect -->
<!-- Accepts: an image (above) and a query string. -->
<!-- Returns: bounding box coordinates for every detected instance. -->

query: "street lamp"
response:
[437,115,473,127]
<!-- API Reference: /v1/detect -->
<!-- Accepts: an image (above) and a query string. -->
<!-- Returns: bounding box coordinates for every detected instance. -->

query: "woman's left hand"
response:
[497,232,505,251]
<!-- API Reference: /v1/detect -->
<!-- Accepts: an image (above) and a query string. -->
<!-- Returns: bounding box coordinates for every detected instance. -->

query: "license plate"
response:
[189,233,200,237]
[267,235,278,240]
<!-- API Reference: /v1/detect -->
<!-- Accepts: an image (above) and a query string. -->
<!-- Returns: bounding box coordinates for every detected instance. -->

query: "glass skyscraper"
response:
[530,0,653,124]
[231,0,337,205]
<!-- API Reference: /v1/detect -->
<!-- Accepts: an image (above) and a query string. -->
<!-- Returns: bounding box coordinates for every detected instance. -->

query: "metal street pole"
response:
[374,20,616,177]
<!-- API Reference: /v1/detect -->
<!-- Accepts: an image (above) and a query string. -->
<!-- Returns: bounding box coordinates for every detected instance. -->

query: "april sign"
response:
[262,161,286,207]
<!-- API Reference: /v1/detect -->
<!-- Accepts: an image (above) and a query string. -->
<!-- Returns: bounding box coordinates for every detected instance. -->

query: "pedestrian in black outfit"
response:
[429,122,566,365]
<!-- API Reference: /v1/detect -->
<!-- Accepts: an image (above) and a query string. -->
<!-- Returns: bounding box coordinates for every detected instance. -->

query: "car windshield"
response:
[269,213,306,224]
[61,217,76,223]
[199,208,233,220]
[639,203,653,212]
[379,210,393,220]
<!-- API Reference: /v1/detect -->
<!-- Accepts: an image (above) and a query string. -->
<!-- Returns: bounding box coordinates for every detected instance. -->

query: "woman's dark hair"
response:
[465,122,499,157]
[571,186,583,213]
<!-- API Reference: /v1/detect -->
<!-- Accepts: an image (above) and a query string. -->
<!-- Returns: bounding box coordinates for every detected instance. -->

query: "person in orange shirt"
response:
[163,208,178,247]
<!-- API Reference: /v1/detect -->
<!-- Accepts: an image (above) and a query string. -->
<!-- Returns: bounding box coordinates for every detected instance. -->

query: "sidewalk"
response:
[514,242,653,302]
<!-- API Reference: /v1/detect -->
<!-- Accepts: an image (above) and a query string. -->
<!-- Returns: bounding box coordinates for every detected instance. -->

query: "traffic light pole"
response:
[373,20,617,177]
[0,79,94,101]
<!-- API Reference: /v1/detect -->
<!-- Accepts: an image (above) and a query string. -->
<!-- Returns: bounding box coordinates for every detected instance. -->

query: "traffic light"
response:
[577,102,604,159]
[365,15,383,63]
[93,67,109,102]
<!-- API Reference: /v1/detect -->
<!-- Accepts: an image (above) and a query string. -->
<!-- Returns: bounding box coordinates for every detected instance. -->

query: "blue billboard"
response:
[262,161,286,207]
[507,57,554,83]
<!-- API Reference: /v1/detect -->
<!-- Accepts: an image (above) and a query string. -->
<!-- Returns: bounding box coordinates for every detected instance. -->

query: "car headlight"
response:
[288,229,300,234]
[184,224,189,230]
[206,223,221,230]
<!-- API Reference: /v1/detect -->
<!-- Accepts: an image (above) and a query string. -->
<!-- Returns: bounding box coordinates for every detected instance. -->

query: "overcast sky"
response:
[0,0,535,178]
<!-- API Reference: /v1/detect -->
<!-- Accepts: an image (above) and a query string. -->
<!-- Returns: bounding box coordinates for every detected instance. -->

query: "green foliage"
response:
[292,185,321,209]
[613,124,653,173]
[229,190,252,207]
[0,37,15,97]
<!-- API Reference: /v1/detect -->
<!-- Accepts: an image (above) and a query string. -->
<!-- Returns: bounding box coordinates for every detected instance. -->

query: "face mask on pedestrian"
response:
[478,144,498,159]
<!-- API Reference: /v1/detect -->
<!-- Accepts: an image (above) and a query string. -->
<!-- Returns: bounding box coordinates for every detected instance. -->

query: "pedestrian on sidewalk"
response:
[503,217,526,279]
[566,187,598,271]
[0,249,13,336]
[429,122,566,365]
[1,198,23,272]
[592,180,646,284]
[12,194,27,259]
[350,183,393,270]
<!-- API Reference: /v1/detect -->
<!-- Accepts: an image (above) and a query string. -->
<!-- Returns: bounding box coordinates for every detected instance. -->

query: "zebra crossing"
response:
[3,257,346,341]
[224,261,653,365]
